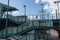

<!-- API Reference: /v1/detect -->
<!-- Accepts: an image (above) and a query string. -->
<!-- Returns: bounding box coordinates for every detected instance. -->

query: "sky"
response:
[0,0,59,16]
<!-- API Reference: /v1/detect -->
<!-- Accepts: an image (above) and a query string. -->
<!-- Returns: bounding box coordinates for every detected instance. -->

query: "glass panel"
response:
[18,26,22,32]
[33,21,39,26]
[12,28,17,34]
[30,35,34,40]
[23,26,27,30]
[7,28,12,34]
[40,20,53,27]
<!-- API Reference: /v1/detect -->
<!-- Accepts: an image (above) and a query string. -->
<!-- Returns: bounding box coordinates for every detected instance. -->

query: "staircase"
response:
[0,20,54,39]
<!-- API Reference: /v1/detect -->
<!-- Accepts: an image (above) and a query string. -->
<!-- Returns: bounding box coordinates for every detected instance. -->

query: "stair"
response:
[0,20,54,39]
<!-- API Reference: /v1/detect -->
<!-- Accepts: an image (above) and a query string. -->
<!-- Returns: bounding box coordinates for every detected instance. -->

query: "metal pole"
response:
[41,3,45,40]
[56,9,58,19]
[34,30,37,40]
[23,5,26,22]
[54,0,60,19]
[23,5,26,16]
[57,0,59,19]
[5,0,9,38]
[41,3,44,19]
[57,0,59,14]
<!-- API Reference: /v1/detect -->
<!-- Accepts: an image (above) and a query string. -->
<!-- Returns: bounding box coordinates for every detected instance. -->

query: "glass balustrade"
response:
[23,26,27,31]
[0,19,54,36]
[5,14,26,24]
[0,14,56,38]
[7,28,12,34]
[17,26,22,32]
[21,34,34,40]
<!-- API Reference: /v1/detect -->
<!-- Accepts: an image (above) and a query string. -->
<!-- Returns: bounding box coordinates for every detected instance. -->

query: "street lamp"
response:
[5,0,10,38]
[23,5,26,22]
[41,3,44,19]
[39,3,45,19]
[23,5,26,16]
[54,0,60,38]
[55,9,58,19]
[54,0,60,16]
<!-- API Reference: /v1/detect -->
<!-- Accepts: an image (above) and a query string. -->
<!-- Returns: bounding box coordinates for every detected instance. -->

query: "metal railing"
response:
[0,18,53,36]
[4,14,26,24]
[27,14,60,20]
[0,14,60,39]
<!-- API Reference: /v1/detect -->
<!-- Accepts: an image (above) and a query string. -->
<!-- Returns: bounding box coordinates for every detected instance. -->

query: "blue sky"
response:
[0,0,58,16]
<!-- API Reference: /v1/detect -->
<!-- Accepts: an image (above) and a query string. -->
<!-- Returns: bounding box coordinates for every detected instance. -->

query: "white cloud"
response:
[12,11,19,16]
[44,5,49,9]
[34,0,60,19]
[35,0,57,14]
[41,0,60,19]
[28,16,40,20]
[42,0,57,11]
[35,0,40,4]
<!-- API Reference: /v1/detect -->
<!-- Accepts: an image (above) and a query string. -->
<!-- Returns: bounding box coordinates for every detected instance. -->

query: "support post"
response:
[34,30,37,40]
[5,0,9,38]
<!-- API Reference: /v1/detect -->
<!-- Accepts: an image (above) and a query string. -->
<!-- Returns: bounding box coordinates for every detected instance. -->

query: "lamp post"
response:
[5,0,9,38]
[40,3,45,40]
[55,9,58,19]
[39,3,44,19]
[23,5,26,22]
[23,5,26,16]
[39,3,46,19]
[54,0,60,19]
[41,3,44,19]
